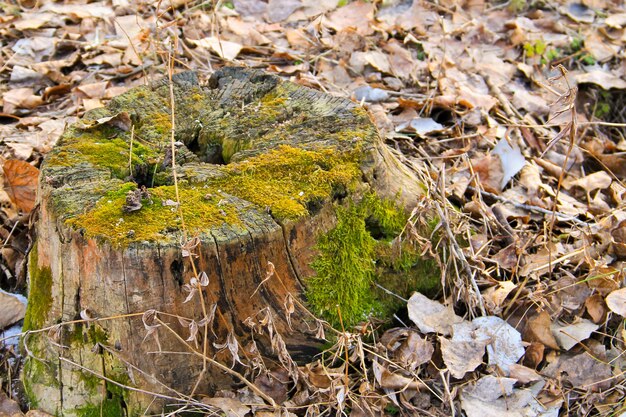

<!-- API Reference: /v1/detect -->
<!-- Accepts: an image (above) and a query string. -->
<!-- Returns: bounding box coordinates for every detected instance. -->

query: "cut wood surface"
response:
[23,67,421,415]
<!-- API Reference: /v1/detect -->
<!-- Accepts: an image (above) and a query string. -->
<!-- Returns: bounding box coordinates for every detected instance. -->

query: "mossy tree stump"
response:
[23,67,422,415]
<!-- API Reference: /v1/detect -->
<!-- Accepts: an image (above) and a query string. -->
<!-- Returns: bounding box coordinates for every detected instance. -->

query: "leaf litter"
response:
[1,0,626,415]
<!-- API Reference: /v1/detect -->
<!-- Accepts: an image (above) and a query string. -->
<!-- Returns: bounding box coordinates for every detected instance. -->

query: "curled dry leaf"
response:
[585,293,608,323]
[76,111,131,132]
[3,159,39,213]
[523,310,560,350]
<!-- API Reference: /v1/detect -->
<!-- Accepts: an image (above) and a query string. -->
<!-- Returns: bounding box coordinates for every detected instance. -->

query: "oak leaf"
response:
[3,159,39,213]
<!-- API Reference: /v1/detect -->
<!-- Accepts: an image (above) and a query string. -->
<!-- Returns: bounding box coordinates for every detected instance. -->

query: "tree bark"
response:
[23,67,422,415]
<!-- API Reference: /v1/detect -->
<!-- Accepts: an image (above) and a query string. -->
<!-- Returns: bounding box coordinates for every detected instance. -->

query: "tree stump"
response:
[23,67,422,415]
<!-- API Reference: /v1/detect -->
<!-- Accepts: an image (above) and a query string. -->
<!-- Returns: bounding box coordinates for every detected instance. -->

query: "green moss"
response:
[69,145,361,246]
[306,202,377,328]
[74,388,125,417]
[306,194,442,327]
[23,245,53,331]
[46,127,159,180]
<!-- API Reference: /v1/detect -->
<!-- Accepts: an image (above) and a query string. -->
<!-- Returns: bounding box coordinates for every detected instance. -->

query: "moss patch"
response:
[23,244,53,332]
[46,126,159,181]
[69,145,361,246]
[306,202,377,327]
[306,194,442,327]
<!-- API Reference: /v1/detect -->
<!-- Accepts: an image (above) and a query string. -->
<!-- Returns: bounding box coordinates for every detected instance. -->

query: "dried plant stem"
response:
[156,318,277,406]
[433,200,486,315]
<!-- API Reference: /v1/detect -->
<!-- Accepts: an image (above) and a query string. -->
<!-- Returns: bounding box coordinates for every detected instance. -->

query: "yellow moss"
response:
[69,183,240,246]
[219,145,361,219]
[68,145,361,246]
[151,112,173,136]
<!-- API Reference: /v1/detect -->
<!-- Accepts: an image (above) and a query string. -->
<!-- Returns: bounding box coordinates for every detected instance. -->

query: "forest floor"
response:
[1,0,626,415]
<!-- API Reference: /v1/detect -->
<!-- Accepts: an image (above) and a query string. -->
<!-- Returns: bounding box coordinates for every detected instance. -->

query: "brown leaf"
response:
[202,397,250,417]
[395,330,434,371]
[508,364,543,384]
[2,88,43,114]
[585,294,608,323]
[523,311,560,350]
[325,1,374,36]
[76,81,109,99]
[523,342,545,369]
[42,84,71,102]
[77,111,132,132]
[3,159,39,213]
[254,369,290,403]
[0,292,26,329]
[563,171,612,193]
[471,154,504,194]
[575,70,626,90]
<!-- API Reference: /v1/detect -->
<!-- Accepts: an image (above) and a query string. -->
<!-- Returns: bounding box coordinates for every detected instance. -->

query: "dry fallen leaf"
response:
[542,351,613,392]
[77,111,132,132]
[605,288,626,317]
[550,319,599,351]
[0,291,26,330]
[575,70,626,90]
[585,293,608,323]
[471,154,504,194]
[3,159,39,213]
[563,171,612,193]
[440,321,491,379]
[473,316,525,373]
[202,397,250,417]
[461,380,562,417]
[407,292,464,336]
[508,364,543,384]
[524,310,560,350]
[325,1,374,36]
[483,281,517,312]
[190,37,243,61]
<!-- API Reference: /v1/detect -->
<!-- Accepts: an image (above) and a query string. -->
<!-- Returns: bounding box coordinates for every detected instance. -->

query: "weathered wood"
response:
[23,67,422,415]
